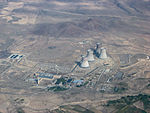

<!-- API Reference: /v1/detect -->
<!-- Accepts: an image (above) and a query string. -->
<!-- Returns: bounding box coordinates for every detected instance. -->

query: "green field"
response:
[51,105,95,113]
[106,94,150,113]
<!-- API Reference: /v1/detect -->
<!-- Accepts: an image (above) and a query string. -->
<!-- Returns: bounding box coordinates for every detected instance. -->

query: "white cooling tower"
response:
[95,43,101,55]
[86,49,95,62]
[96,43,100,52]
[99,47,107,59]
[96,43,100,49]
[96,48,101,55]
[80,56,89,68]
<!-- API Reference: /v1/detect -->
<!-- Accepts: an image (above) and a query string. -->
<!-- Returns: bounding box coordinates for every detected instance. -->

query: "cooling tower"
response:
[99,47,107,59]
[96,43,100,50]
[80,55,89,68]
[86,49,95,62]
[96,48,101,55]
[95,43,101,56]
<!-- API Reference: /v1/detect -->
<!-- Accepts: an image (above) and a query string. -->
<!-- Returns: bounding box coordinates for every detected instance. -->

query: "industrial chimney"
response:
[86,49,95,62]
[80,55,89,68]
[99,47,107,59]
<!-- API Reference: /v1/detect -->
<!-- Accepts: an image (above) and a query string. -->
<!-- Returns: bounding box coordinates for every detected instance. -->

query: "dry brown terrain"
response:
[0,0,150,113]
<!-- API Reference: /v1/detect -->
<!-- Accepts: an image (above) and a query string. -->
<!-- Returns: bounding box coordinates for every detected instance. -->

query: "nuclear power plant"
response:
[99,47,107,59]
[79,43,108,68]
[86,49,95,62]
[80,55,90,68]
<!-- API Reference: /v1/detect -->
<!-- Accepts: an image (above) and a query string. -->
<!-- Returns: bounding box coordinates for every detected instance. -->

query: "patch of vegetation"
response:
[16,108,25,113]
[55,78,67,85]
[48,46,56,49]
[47,86,68,92]
[114,86,127,93]
[83,81,89,86]
[116,105,146,113]
[106,94,150,113]
[71,105,94,113]
[113,82,128,93]
[76,81,88,87]
[51,109,67,113]
[146,84,150,88]
[51,105,94,113]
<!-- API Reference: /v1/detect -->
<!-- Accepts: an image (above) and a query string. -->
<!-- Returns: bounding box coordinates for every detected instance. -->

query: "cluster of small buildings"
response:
[28,72,86,88]
[80,43,108,68]
[26,43,109,90]
[8,54,23,62]
[54,77,85,87]
[33,72,61,85]
[9,54,23,59]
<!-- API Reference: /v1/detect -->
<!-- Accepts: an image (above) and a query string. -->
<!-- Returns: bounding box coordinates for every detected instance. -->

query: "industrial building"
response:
[8,54,24,63]
[9,54,23,59]
[32,72,62,85]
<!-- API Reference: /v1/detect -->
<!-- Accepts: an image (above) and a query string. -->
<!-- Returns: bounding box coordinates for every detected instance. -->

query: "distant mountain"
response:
[56,22,87,37]
[112,0,150,15]
[79,18,105,32]
[33,16,130,38]
[33,22,87,38]
[32,0,150,38]
[127,0,150,14]
[79,17,128,32]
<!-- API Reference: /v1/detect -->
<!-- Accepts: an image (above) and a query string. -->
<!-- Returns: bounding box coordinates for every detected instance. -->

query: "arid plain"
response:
[0,0,150,113]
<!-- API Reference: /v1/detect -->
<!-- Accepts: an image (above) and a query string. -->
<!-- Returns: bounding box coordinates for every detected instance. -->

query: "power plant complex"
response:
[80,43,108,68]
